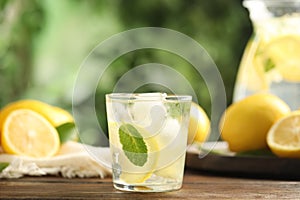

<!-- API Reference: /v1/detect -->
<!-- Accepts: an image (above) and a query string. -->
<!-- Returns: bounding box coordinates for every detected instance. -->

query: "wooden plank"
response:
[1,170,300,199]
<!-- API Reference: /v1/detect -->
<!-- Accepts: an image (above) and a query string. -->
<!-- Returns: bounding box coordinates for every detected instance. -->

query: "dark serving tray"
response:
[185,142,300,180]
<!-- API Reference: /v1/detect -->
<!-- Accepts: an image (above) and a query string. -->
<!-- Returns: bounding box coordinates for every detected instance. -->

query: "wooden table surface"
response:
[1,168,300,200]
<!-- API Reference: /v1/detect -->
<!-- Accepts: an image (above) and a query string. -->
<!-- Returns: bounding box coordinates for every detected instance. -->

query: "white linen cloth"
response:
[0,141,112,179]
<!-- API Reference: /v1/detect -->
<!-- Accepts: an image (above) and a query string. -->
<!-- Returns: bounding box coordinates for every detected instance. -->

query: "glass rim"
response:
[106,92,192,102]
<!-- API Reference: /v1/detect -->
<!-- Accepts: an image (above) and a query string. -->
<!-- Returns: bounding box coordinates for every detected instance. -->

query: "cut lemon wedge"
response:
[267,112,300,158]
[1,109,60,158]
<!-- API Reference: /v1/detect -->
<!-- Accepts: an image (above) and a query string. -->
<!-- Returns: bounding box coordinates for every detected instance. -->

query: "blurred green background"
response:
[0,0,252,144]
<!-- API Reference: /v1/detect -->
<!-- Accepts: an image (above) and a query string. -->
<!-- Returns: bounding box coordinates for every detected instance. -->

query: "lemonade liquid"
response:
[233,0,300,110]
[106,93,191,192]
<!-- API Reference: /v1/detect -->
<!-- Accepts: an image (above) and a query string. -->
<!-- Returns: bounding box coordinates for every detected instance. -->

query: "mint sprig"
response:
[119,124,147,166]
[264,58,275,72]
[166,102,190,119]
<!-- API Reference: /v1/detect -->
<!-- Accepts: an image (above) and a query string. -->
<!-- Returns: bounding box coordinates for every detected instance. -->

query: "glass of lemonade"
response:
[233,0,300,110]
[106,93,192,192]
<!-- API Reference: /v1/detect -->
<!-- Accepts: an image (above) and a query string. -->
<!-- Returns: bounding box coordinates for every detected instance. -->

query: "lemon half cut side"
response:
[1,109,60,158]
[0,99,74,130]
[267,112,300,158]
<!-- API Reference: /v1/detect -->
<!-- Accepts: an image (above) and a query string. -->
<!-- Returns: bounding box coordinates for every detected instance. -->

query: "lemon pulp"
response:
[1,109,60,158]
[267,112,300,158]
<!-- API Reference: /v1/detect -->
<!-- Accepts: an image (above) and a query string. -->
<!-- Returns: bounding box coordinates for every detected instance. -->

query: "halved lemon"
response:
[1,109,60,158]
[0,99,74,129]
[267,111,300,158]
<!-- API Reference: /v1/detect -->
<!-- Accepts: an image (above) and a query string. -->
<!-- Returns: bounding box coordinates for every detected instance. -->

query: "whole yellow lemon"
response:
[220,93,290,152]
[188,102,210,144]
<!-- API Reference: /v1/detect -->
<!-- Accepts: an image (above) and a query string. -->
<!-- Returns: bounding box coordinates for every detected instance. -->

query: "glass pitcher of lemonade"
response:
[233,0,300,110]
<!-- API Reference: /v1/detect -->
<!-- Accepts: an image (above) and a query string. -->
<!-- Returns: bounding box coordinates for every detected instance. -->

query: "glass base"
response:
[113,182,182,193]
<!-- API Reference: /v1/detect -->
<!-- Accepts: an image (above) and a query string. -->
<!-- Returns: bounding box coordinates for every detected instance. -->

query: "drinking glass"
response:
[106,93,192,192]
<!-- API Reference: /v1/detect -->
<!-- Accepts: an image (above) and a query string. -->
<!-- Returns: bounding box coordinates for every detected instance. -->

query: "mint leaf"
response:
[56,122,78,143]
[119,124,147,166]
[167,102,181,118]
[264,58,275,72]
[166,102,189,118]
[0,162,9,172]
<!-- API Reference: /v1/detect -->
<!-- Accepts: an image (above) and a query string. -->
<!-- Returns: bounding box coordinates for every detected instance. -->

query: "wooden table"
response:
[1,168,300,199]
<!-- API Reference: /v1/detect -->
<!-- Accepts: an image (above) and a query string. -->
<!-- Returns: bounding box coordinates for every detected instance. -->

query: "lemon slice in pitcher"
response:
[261,35,300,82]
